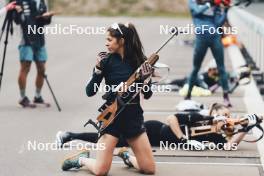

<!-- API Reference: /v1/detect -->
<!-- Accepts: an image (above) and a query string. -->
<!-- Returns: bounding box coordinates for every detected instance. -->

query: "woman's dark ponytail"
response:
[125,23,146,69]
[107,23,146,70]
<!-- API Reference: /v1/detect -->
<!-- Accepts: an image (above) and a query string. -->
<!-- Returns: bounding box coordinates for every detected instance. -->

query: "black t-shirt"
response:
[14,0,51,47]
[202,72,219,87]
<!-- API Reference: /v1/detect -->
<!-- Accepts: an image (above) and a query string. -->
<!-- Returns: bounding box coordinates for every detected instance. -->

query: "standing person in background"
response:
[186,0,232,107]
[14,0,54,108]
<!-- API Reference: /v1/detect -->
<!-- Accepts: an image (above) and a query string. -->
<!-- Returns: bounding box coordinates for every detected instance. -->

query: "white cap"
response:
[175,100,204,111]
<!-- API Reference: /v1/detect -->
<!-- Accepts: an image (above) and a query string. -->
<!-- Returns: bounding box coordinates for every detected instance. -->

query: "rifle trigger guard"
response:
[84,119,100,131]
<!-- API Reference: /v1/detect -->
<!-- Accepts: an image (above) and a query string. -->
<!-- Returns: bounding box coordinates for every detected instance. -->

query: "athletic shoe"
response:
[19,96,36,108]
[184,96,191,100]
[224,98,232,108]
[179,84,212,97]
[33,96,51,107]
[117,147,133,167]
[33,96,45,104]
[61,150,90,171]
[56,131,71,148]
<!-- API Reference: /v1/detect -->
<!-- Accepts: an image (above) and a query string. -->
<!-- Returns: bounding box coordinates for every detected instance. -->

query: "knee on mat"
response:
[140,166,156,175]
[93,165,110,176]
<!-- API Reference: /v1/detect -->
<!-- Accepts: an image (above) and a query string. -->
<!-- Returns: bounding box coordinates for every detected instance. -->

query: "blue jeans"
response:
[187,34,229,96]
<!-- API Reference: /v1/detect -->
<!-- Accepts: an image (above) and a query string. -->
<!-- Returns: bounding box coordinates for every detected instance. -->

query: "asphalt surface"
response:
[0,16,263,176]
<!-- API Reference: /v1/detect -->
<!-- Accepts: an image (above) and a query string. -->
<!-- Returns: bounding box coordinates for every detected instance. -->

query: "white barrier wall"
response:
[228,7,264,72]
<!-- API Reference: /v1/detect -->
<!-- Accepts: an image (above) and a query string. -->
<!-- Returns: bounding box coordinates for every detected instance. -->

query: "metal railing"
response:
[228,7,264,73]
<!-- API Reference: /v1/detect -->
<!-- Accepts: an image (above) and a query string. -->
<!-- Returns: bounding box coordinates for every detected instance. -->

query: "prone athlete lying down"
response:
[57,102,261,170]
[169,62,251,95]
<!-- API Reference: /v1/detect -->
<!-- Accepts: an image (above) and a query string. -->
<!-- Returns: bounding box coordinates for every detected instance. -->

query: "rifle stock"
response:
[96,99,118,131]
[190,115,263,137]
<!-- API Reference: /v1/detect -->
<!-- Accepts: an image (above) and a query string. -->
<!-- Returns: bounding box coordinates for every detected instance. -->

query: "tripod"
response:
[0,9,14,91]
[44,74,62,112]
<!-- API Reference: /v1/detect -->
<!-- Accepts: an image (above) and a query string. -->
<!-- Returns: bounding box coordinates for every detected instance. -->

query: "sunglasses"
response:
[111,23,123,35]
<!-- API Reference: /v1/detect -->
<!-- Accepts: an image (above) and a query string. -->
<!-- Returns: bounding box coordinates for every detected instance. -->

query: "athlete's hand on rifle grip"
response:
[246,114,258,127]
[139,62,154,80]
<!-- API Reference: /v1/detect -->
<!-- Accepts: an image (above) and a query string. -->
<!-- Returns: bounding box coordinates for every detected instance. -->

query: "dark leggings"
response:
[67,120,164,147]
[187,34,229,97]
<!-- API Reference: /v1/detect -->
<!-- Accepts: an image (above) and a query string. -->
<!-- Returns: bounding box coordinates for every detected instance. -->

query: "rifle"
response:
[211,65,252,94]
[229,65,251,93]
[188,115,263,142]
[84,30,180,133]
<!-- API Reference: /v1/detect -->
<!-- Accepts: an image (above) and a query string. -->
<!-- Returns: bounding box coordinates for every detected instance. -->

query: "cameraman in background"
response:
[14,0,54,108]
[0,1,16,16]
[186,0,232,107]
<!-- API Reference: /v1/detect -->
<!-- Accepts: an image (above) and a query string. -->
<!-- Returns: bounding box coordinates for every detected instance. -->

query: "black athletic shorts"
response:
[100,104,146,139]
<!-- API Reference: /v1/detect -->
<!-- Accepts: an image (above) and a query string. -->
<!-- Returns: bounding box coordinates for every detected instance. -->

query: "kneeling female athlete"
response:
[61,23,155,175]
